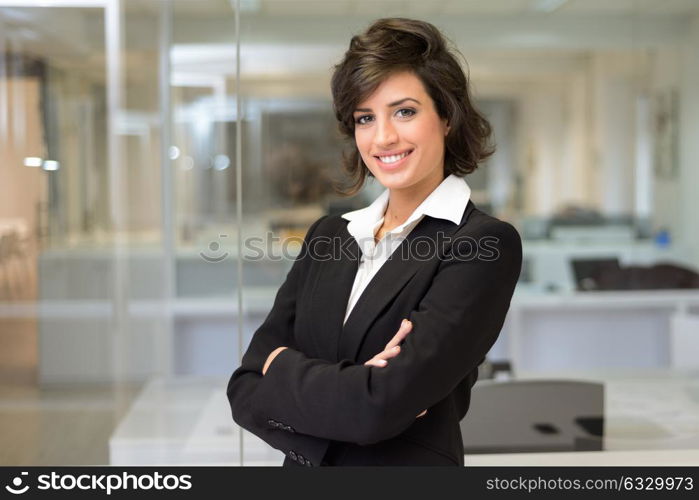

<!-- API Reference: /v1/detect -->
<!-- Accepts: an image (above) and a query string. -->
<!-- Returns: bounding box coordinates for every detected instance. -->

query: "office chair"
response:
[460,380,604,454]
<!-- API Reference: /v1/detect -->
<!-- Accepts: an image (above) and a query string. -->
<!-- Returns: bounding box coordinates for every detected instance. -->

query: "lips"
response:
[374,149,414,169]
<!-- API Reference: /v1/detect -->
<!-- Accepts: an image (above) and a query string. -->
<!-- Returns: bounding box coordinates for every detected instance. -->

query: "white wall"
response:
[678,14,699,266]
[648,48,682,245]
[591,53,640,216]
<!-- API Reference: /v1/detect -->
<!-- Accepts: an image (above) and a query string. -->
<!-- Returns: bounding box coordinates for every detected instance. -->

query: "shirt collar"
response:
[341,174,471,250]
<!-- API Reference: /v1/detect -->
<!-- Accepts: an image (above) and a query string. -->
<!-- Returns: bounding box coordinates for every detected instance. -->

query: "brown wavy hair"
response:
[331,18,494,196]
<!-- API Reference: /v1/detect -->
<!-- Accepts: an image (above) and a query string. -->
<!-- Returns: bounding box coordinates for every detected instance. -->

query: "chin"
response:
[381,180,415,191]
[375,164,436,191]
[371,172,414,190]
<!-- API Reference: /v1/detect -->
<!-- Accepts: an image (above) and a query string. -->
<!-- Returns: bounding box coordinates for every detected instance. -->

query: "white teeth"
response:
[379,151,410,164]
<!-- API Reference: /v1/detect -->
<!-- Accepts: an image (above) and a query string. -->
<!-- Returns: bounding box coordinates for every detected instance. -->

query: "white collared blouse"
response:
[340,174,471,325]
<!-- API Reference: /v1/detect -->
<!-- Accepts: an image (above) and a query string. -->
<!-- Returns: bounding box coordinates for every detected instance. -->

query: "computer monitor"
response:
[570,257,621,291]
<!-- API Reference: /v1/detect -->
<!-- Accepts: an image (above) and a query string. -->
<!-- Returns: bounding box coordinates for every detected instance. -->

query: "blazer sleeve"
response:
[248,218,522,446]
[226,214,331,466]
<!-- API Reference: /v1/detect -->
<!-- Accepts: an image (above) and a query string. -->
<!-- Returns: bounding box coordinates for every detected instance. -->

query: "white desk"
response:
[500,290,699,373]
[467,449,699,466]
[109,370,699,466]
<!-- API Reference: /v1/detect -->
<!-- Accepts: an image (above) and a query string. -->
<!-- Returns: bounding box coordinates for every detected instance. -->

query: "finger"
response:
[372,345,401,362]
[385,319,413,350]
[385,321,411,350]
[364,358,388,368]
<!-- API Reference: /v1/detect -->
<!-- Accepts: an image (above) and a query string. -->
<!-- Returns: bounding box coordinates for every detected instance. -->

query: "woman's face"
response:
[353,71,449,193]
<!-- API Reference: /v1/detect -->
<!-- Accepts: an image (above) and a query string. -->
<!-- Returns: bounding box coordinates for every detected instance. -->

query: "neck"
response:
[384,173,446,226]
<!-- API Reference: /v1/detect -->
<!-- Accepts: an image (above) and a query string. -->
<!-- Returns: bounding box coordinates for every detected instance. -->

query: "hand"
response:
[262,346,288,375]
[363,319,427,419]
[364,319,413,368]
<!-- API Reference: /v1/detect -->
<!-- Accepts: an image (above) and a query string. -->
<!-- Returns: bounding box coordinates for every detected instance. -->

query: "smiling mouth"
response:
[374,149,413,164]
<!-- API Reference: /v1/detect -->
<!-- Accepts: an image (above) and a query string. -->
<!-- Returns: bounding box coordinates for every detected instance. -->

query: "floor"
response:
[108,371,699,466]
[0,243,145,466]
[3,367,699,466]
[0,376,143,466]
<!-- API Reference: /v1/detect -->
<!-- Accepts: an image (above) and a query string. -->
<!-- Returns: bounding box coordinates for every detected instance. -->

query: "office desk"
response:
[109,370,699,466]
[467,449,699,466]
[500,290,699,372]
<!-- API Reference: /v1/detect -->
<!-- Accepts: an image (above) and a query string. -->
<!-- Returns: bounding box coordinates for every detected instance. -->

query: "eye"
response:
[396,108,416,118]
[354,114,373,125]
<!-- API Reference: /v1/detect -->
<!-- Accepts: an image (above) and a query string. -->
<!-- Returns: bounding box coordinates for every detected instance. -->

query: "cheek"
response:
[413,125,446,163]
[426,128,445,151]
[354,132,383,174]
[354,132,375,163]
[407,119,440,143]
[354,130,369,152]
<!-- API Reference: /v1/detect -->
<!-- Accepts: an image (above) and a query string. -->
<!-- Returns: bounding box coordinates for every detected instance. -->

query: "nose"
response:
[374,116,398,148]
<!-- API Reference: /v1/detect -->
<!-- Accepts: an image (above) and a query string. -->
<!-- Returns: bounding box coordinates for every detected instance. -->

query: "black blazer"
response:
[227,200,522,466]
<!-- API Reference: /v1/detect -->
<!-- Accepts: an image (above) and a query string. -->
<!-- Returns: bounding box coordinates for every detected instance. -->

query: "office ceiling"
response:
[165,0,699,17]
[2,0,698,79]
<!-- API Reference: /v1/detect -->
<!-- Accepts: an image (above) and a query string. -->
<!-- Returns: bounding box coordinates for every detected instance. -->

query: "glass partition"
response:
[1,0,698,467]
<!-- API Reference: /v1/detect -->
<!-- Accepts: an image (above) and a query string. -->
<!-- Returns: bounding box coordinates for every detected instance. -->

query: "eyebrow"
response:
[354,97,421,113]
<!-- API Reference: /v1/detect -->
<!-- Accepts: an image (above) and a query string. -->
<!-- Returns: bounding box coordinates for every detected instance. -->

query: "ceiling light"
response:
[24,157,42,167]
[530,0,569,13]
[213,154,230,171]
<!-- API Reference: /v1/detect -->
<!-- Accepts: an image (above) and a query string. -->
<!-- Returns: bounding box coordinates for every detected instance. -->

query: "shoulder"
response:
[445,204,523,274]
[455,204,522,249]
[293,214,358,269]
[297,214,348,261]
[304,213,348,238]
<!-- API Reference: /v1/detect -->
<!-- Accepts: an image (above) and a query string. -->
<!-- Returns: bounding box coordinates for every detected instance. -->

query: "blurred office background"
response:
[1,0,698,466]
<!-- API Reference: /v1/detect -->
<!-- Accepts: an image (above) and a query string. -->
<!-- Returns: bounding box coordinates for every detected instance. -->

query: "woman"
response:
[227,18,522,466]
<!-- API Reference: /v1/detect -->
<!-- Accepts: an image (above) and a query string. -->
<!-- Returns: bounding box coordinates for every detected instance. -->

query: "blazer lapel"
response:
[337,213,463,362]
[311,200,476,363]
[310,225,361,361]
